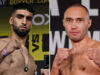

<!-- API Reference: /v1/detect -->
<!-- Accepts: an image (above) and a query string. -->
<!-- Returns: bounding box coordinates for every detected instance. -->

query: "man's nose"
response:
[22,18,26,25]
[71,20,77,29]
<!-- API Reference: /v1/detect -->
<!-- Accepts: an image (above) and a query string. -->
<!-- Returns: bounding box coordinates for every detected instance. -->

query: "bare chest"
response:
[60,54,100,75]
[0,50,36,75]
[2,50,24,67]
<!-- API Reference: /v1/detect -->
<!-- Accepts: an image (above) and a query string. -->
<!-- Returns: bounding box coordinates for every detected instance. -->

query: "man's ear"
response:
[88,19,92,28]
[62,19,65,27]
[9,16,13,25]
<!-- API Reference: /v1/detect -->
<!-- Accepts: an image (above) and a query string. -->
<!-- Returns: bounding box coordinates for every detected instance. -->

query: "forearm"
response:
[0,50,5,63]
[94,55,100,67]
[41,69,49,75]
[94,49,100,67]
[0,48,14,63]
[51,65,60,75]
[0,39,21,63]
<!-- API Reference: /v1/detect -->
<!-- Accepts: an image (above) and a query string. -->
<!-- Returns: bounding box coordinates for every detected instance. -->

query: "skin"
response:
[0,9,36,75]
[51,6,100,75]
[41,68,49,75]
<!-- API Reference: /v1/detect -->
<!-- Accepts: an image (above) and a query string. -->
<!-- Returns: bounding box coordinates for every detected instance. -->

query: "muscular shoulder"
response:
[0,38,10,43]
[92,40,100,49]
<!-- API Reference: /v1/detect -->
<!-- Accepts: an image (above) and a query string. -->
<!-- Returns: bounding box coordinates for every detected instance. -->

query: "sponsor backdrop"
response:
[50,0,100,68]
[0,0,49,75]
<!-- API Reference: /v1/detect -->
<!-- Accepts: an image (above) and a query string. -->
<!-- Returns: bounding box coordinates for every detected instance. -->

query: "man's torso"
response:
[0,38,36,75]
[59,40,100,75]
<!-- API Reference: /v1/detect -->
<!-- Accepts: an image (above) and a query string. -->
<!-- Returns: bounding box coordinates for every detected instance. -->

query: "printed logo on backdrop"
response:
[29,33,49,61]
[0,0,6,5]
[10,0,49,5]
[50,0,99,16]
[32,14,49,26]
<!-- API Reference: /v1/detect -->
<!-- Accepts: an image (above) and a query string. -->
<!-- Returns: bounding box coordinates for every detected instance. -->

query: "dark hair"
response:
[11,3,34,16]
[66,4,89,15]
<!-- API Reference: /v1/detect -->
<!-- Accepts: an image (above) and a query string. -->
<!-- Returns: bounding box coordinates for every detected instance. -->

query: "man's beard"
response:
[13,25,30,37]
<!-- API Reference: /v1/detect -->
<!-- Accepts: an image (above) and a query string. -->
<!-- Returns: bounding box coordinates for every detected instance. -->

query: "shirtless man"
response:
[0,3,36,75]
[51,4,100,75]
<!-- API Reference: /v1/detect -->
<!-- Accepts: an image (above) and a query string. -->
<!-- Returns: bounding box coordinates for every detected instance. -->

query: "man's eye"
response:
[66,19,72,22]
[17,14,24,19]
[27,16,32,21]
[77,18,83,22]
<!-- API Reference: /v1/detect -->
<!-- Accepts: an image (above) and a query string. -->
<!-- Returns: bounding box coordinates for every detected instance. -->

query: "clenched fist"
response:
[85,48,100,66]
[5,39,21,54]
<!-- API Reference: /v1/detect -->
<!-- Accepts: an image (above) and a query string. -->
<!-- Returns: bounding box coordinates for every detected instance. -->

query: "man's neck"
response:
[11,31,27,45]
[71,35,92,50]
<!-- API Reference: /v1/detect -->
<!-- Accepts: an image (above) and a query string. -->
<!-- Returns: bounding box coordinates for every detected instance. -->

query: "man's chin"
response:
[71,38,82,42]
[15,30,29,37]
[17,32,28,37]
[12,25,30,37]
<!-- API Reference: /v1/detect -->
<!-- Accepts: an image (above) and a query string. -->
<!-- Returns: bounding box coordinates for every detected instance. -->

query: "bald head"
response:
[64,4,90,19]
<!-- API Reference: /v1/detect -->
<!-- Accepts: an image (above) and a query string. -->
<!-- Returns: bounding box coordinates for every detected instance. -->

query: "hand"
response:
[51,48,70,75]
[41,68,49,75]
[85,48,100,66]
[85,48,97,60]
[53,48,70,67]
[5,39,21,53]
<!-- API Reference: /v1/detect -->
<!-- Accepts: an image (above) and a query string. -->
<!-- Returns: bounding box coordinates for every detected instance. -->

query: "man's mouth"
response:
[71,32,79,36]
[20,26,27,30]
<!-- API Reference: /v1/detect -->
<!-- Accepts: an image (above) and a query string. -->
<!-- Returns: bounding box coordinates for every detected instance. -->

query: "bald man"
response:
[51,4,100,75]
